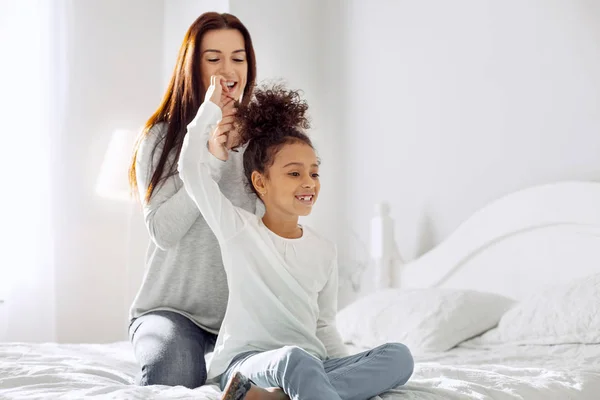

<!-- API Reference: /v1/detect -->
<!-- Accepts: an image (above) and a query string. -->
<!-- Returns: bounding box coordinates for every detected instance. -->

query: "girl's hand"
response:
[206,75,226,107]
[206,75,239,161]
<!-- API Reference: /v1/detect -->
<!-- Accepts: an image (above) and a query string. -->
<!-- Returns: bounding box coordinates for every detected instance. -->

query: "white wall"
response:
[1,0,58,342]
[52,0,164,343]
[343,0,600,264]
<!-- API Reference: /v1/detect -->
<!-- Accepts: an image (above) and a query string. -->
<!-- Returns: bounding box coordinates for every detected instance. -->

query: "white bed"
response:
[2,341,600,399]
[2,181,600,399]
[339,180,600,399]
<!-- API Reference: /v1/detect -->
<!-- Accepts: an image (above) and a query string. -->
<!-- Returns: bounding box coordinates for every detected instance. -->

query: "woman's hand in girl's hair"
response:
[207,75,239,161]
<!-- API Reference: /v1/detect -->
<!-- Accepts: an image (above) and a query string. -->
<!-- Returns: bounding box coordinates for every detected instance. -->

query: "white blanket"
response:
[1,341,599,399]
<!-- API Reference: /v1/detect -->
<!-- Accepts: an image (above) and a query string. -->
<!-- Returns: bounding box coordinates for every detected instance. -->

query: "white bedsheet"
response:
[382,342,600,399]
[1,341,599,399]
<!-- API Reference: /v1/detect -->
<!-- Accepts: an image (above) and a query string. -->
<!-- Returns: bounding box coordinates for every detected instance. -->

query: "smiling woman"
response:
[127,12,261,389]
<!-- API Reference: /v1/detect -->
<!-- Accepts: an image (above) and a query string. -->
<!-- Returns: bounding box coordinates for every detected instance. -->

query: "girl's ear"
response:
[251,171,267,197]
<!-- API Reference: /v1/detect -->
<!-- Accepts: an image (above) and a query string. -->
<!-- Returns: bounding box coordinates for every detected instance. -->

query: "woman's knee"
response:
[131,312,212,388]
[139,335,208,388]
[384,342,414,386]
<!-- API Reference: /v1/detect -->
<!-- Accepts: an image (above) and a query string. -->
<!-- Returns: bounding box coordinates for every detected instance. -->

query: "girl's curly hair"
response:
[235,83,314,196]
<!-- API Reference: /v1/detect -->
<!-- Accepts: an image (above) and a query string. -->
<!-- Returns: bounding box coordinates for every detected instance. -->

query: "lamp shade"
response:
[96,129,138,201]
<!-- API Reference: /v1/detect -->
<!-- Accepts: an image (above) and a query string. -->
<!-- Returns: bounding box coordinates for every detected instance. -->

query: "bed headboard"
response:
[371,181,600,300]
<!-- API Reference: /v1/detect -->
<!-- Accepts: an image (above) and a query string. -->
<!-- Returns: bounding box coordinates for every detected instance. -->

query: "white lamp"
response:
[95,128,140,339]
[96,129,138,202]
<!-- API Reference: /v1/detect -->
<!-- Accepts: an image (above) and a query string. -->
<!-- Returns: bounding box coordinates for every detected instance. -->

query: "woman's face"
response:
[200,29,248,102]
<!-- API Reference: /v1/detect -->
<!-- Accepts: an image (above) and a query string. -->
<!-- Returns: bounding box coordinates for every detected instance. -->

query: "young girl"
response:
[178,76,414,400]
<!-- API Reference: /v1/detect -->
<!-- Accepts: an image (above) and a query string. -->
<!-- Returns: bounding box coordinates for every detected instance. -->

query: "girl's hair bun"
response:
[236,83,310,144]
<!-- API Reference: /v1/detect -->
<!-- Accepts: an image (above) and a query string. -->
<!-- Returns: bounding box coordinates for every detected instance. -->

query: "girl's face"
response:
[200,29,247,101]
[254,142,320,218]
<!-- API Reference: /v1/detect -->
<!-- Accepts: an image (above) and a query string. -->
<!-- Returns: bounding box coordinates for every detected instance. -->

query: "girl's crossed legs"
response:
[220,343,414,400]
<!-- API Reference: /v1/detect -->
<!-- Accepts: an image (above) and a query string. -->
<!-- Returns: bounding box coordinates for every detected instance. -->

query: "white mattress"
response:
[1,341,600,399]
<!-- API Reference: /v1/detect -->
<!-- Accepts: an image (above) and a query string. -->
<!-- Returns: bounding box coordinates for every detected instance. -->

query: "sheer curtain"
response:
[0,0,66,342]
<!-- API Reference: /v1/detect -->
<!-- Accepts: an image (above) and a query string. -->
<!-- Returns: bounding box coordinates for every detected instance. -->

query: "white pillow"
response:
[336,288,514,354]
[463,272,600,347]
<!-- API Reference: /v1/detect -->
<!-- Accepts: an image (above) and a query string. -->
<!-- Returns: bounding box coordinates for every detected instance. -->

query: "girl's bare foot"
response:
[246,385,289,400]
[221,372,289,400]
